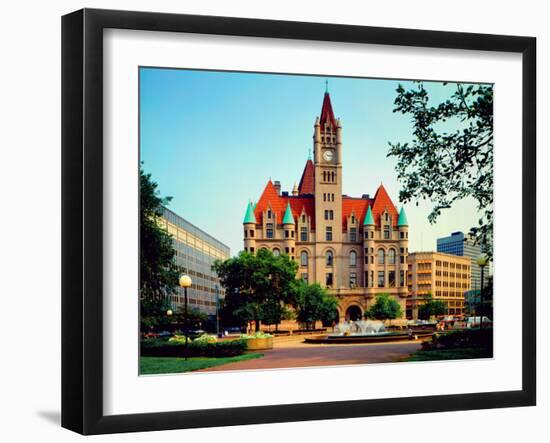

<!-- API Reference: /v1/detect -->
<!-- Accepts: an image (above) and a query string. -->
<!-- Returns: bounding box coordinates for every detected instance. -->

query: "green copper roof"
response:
[363,205,374,226]
[243,201,256,224]
[282,202,295,225]
[398,207,409,226]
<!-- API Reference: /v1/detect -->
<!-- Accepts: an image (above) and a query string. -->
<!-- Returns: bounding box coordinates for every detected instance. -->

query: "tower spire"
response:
[325,79,329,93]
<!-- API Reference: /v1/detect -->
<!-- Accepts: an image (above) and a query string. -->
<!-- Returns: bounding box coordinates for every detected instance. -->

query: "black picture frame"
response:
[62,8,536,435]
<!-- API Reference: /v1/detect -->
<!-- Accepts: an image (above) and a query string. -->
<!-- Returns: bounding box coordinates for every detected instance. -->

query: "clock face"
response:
[323,150,334,162]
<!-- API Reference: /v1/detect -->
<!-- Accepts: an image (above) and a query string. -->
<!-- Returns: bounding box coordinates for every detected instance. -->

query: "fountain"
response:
[330,320,388,337]
[304,319,434,344]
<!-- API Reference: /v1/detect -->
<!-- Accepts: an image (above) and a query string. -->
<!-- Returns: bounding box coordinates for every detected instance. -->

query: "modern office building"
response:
[407,251,471,319]
[437,231,485,289]
[243,90,410,321]
[159,207,230,316]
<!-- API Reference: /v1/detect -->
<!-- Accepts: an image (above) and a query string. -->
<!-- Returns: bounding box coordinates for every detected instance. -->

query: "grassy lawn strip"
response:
[408,347,492,362]
[140,353,263,375]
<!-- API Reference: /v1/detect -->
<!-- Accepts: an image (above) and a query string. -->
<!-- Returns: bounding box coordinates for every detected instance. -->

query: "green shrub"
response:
[424,328,493,351]
[141,338,247,358]
[193,334,218,344]
[240,332,273,339]
[168,335,193,344]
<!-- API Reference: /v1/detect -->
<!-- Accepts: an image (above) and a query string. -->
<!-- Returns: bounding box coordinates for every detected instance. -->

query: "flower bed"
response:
[240,332,273,350]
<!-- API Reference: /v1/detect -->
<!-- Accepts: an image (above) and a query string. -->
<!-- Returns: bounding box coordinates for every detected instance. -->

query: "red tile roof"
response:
[298,159,315,195]
[255,180,316,228]
[341,185,398,230]
[371,184,399,226]
[254,182,397,232]
[342,197,372,231]
[320,92,337,128]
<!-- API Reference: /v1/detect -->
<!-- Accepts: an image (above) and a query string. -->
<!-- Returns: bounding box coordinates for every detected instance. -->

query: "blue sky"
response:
[140,67,484,256]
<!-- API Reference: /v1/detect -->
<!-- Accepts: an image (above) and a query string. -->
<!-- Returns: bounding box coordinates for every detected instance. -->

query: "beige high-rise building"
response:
[243,90,410,321]
[407,251,471,319]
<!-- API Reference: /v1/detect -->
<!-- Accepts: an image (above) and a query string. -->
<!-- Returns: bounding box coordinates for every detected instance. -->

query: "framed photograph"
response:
[62,8,536,435]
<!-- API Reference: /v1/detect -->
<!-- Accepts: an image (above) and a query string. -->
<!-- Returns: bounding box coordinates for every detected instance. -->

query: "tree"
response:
[140,297,172,332]
[365,294,402,321]
[172,307,209,331]
[293,280,339,330]
[418,294,447,320]
[261,300,294,331]
[212,249,298,331]
[479,275,493,320]
[388,82,493,255]
[140,166,179,331]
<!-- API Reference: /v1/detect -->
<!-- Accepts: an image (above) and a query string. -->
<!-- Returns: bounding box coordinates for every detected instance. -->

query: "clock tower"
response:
[313,89,343,286]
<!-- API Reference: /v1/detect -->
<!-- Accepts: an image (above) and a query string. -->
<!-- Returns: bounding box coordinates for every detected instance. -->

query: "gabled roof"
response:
[298,159,315,195]
[243,201,256,224]
[282,202,295,225]
[342,197,372,231]
[254,180,316,228]
[320,92,337,128]
[371,184,399,226]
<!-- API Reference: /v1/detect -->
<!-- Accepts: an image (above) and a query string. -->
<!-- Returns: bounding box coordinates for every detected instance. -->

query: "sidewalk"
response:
[199,340,422,372]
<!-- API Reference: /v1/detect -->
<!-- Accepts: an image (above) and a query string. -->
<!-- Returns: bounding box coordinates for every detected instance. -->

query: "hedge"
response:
[425,328,493,351]
[141,338,248,358]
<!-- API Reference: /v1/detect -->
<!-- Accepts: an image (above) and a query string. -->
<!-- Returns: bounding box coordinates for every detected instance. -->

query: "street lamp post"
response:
[476,254,489,330]
[215,284,221,338]
[179,274,192,360]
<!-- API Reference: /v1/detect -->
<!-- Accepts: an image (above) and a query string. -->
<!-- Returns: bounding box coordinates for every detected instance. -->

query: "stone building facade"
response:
[243,91,409,321]
[407,251,471,319]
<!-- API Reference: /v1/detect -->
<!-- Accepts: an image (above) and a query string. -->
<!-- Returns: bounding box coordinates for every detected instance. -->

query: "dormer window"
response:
[267,210,272,219]
[351,215,355,224]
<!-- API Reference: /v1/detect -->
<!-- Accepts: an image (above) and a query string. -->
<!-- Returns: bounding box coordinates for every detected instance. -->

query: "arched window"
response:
[323,171,327,181]
[300,251,308,266]
[377,249,385,265]
[388,248,396,264]
[326,251,334,266]
[272,248,280,257]
[349,251,357,267]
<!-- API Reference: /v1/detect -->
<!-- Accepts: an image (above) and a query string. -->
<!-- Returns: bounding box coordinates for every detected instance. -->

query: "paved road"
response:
[200,338,422,372]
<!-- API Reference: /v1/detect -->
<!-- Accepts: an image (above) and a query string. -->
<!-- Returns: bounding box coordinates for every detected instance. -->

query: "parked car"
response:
[224,326,245,334]
[465,316,492,328]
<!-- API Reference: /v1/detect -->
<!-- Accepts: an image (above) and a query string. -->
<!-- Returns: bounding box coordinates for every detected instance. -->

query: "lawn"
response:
[407,347,493,362]
[140,353,263,375]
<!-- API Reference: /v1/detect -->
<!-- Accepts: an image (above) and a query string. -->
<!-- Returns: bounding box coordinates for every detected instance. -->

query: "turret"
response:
[363,205,375,288]
[292,182,299,196]
[397,207,409,290]
[282,202,296,260]
[243,201,257,253]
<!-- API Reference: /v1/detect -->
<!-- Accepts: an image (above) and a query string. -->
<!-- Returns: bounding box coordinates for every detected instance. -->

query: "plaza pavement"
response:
[199,335,423,372]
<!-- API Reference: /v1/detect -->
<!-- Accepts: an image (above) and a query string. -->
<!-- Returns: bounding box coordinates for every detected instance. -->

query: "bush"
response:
[193,334,218,344]
[168,335,193,344]
[423,328,493,351]
[141,338,247,358]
